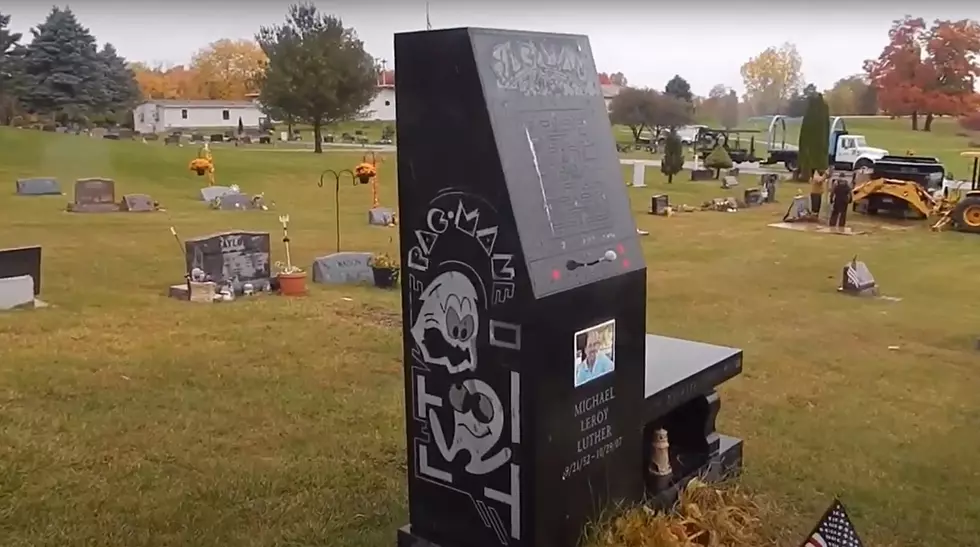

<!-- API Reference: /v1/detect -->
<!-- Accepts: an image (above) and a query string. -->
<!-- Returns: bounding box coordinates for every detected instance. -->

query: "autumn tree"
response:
[190,39,267,100]
[608,87,659,143]
[798,93,830,178]
[864,16,930,129]
[825,75,877,115]
[609,72,627,86]
[921,19,980,130]
[740,43,803,115]
[664,75,693,103]
[131,63,202,100]
[661,131,684,183]
[256,3,378,153]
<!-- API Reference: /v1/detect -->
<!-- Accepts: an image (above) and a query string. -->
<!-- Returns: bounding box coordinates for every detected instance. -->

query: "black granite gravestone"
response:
[0,246,41,296]
[184,231,271,294]
[396,28,647,547]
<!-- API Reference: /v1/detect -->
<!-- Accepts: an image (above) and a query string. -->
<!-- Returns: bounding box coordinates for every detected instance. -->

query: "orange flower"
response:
[355,163,377,178]
[189,158,213,175]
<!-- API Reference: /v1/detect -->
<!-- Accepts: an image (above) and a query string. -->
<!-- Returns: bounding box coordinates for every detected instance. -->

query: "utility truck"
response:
[761,115,888,172]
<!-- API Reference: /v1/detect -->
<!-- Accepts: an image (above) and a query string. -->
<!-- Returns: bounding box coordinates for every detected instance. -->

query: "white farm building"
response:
[132,100,264,134]
[361,70,396,121]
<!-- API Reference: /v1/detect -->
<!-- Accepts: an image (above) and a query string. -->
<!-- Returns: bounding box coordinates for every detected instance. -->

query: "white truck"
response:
[761,115,888,172]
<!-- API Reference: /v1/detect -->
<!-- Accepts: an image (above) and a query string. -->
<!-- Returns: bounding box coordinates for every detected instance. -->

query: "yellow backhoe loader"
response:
[932,151,980,233]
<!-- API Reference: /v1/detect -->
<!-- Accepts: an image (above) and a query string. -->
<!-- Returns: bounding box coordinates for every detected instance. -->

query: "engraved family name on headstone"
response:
[311,252,373,284]
[184,231,272,293]
[69,178,119,212]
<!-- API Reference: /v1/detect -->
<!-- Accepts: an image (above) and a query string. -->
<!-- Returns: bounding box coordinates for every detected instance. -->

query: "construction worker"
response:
[829,176,852,229]
[810,169,827,217]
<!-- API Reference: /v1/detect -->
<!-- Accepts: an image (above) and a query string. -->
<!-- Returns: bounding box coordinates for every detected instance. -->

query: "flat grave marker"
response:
[311,252,374,285]
[15,177,62,196]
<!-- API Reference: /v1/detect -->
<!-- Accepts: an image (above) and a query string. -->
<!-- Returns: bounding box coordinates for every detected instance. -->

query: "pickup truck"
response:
[763,132,887,172]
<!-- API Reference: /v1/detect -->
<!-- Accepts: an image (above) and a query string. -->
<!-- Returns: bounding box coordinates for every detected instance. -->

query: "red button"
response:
[622,259,630,269]
[552,269,561,280]
[616,243,625,254]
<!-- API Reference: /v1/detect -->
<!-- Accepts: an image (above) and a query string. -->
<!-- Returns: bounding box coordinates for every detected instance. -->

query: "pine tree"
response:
[798,93,831,178]
[98,43,141,112]
[19,7,105,121]
[660,131,684,183]
[0,12,24,124]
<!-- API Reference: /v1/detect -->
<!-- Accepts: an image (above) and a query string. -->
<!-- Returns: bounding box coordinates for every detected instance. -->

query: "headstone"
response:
[650,194,669,215]
[395,28,647,547]
[727,168,740,177]
[722,175,739,189]
[200,186,238,202]
[782,195,814,223]
[68,178,119,213]
[311,252,374,284]
[121,193,156,212]
[217,193,256,210]
[184,231,272,294]
[743,188,763,207]
[761,174,778,203]
[368,207,396,226]
[90,128,107,139]
[690,169,714,181]
[15,177,62,196]
[0,275,34,310]
[0,246,42,295]
[840,259,877,296]
[631,163,646,187]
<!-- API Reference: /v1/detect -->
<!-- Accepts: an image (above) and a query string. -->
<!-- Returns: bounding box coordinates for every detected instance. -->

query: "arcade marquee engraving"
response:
[407,190,523,545]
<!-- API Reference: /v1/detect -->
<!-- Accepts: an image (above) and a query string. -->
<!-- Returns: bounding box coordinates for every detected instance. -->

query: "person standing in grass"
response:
[809,169,827,218]
[829,176,853,229]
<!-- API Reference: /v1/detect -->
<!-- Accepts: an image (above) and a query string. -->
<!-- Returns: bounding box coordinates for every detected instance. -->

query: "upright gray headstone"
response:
[631,163,647,187]
[0,275,35,310]
[200,186,238,202]
[15,178,62,196]
[122,194,156,212]
[368,207,396,225]
[69,178,118,212]
[311,252,374,284]
[184,231,272,293]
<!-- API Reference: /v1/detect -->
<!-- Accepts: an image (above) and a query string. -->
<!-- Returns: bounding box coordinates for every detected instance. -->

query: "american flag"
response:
[801,499,865,547]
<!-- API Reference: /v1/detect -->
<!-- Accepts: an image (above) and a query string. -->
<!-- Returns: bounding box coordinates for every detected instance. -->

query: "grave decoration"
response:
[358,153,398,227]
[394,27,743,547]
[275,214,307,296]
[189,142,216,186]
[0,245,45,310]
[368,252,399,289]
[168,229,272,301]
[15,177,63,196]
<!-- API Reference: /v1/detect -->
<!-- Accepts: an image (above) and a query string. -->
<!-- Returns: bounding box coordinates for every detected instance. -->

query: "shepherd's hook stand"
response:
[318,169,355,253]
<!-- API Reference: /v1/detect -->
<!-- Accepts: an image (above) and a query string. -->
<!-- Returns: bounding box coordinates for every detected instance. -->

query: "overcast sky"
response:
[4,1,980,96]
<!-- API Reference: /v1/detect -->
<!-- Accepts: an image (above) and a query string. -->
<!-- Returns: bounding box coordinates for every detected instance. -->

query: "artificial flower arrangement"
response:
[189,157,212,176]
[354,162,377,184]
[368,252,399,289]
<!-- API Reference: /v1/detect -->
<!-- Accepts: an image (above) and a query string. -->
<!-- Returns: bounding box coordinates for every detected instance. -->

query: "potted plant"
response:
[354,162,377,185]
[275,262,307,296]
[369,252,400,289]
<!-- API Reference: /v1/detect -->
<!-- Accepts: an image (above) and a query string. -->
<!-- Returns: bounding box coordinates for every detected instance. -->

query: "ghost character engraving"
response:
[411,271,480,374]
[429,378,512,475]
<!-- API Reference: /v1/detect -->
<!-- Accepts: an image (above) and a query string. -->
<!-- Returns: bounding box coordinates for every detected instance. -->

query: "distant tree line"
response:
[0,8,140,126]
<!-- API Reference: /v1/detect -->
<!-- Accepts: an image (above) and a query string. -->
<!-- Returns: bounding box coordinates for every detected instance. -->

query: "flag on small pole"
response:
[425,2,432,30]
[800,499,865,547]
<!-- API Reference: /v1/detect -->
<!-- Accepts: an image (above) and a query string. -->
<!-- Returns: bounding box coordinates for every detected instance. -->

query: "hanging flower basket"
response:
[355,162,377,185]
[189,158,212,176]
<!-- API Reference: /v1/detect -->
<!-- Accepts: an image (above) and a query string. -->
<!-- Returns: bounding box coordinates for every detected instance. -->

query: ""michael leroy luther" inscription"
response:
[562,386,623,480]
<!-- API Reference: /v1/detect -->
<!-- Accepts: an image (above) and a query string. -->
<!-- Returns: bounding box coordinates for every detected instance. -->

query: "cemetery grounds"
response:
[0,123,978,547]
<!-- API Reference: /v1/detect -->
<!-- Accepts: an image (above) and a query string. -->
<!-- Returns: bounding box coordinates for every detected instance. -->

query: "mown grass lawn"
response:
[1,127,979,547]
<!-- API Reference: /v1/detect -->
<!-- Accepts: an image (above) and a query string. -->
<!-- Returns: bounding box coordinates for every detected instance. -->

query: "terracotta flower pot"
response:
[277,271,307,296]
[372,266,399,289]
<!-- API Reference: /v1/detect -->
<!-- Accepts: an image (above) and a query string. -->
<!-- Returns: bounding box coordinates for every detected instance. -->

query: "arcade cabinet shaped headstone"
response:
[396,28,647,547]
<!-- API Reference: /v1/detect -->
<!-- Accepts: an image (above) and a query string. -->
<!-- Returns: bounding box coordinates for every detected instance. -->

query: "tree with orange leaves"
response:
[865,16,980,131]
[189,39,267,100]
[130,62,203,100]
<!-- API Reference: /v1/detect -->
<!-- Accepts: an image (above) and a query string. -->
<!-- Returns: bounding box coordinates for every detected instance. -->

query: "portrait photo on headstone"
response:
[574,319,616,387]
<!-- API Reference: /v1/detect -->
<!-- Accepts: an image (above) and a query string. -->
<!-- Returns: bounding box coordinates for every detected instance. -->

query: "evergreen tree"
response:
[660,131,684,183]
[19,7,105,121]
[798,93,831,178]
[664,75,693,103]
[97,43,141,113]
[704,145,733,179]
[0,12,23,123]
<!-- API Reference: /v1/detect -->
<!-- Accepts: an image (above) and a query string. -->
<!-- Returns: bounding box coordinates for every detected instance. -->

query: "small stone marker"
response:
[184,231,272,294]
[631,163,647,187]
[217,193,255,210]
[68,178,119,212]
[311,252,374,284]
[0,246,41,296]
[0,275,34,310]
[743,188,763,207]
[121,193,156,212]
[840,258,877,296]
[200,185,238,202]
[367,207,396,226]
[650,194,669,215]
[15,177,62,196]
[722,175,739,189]
[690,169,714,181]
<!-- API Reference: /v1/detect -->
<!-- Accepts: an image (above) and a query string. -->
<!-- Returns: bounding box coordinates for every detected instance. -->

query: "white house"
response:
[360,70,396,121]
[132,100,264,134]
